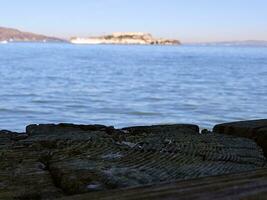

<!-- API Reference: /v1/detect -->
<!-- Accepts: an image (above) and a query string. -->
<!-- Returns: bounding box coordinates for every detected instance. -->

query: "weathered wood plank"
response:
[1,122,267,199]
[59,168,267,200]
[213,119,267,157]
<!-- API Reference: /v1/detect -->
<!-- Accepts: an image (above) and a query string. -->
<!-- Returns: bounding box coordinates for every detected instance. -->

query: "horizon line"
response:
[1,26,267,44]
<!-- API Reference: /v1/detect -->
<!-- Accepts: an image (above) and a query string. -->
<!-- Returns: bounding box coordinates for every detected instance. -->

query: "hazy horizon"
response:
[1,0,267,42]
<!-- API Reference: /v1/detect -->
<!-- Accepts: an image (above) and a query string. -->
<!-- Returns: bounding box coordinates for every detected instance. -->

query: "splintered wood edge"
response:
[59,168,267,200]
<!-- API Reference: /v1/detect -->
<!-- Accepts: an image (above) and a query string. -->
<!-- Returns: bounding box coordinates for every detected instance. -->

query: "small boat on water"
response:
[0,40,8,44]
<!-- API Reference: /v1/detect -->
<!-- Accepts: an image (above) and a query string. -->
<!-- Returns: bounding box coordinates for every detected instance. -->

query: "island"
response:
[70,32,181,45]
[0,26,65,43]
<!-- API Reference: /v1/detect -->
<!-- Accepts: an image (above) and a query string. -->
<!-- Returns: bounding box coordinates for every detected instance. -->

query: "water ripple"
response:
[0,43,267,131]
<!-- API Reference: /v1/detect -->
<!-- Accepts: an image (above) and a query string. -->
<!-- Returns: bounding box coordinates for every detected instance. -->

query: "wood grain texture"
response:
[1,122,266,199]
[59,168,267,200]
[213,119,267,157]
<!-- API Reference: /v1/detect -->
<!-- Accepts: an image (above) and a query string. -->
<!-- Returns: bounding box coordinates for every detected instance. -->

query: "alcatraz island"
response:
[71,32,181,45]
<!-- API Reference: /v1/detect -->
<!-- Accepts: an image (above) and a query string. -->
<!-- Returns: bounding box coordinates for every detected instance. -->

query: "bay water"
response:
[0,43,266,131]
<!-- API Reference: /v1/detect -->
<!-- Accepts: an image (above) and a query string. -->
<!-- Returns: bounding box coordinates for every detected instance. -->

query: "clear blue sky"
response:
[1,0,267,42]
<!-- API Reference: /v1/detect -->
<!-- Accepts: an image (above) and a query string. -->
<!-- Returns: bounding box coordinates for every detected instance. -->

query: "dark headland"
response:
[0,27,65,43]
[1,119,267,199]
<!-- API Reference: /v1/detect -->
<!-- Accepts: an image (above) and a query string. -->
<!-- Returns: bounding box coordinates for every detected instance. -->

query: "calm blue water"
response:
[0,43,266,131]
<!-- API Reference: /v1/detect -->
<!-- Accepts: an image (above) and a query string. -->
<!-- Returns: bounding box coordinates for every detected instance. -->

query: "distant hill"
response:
[188,40,267,46]
[0,27,65,43]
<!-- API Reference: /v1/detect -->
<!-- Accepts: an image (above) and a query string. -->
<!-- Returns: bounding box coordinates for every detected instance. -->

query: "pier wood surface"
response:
[58,168,267,200]
[0,120,266,199]
[214,119,267,157]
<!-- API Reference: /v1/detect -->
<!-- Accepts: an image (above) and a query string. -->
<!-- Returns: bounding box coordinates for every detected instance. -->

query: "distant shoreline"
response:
[2,26,267,46]
[2,42,267,48]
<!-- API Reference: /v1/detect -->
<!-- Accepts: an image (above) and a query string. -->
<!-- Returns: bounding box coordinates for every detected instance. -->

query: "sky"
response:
[1,0,267,42]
